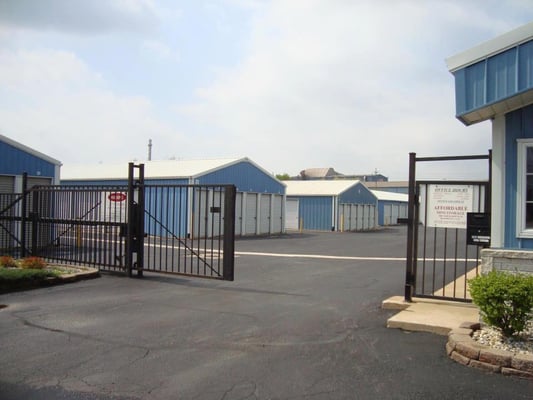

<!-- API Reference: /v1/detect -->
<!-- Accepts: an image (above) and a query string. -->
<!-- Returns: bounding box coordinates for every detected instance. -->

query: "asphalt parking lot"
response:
[1,227,532,399]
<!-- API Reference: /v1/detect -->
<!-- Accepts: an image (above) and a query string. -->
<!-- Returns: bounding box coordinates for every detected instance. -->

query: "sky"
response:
[1,0,532,181]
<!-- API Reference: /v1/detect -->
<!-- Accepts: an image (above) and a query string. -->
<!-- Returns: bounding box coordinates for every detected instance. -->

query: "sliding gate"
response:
[404,153,491,302]
[0,164,235,281]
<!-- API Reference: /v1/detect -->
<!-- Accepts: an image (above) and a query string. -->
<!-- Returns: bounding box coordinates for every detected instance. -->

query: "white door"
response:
[285,198,299,230]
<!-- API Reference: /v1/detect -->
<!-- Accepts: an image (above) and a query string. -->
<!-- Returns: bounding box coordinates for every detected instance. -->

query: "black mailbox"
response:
[466,212,490,246]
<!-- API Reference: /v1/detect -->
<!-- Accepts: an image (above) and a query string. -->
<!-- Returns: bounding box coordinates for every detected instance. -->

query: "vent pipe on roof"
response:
[148,139,152,161]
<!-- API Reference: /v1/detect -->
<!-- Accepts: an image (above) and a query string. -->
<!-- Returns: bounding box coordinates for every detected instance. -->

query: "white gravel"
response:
[472,320,533,355]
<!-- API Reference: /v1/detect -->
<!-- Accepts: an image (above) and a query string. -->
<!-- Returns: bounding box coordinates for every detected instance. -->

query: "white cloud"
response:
[0,48,184,164]
[141,39,180,62]
[177,0,527,179]
[0,0,161,34]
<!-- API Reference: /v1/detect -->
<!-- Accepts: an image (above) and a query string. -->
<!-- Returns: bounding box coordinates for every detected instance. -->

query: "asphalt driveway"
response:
[0,227,531,399]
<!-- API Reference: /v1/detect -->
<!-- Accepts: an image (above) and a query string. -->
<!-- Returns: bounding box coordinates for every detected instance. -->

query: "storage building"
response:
[285,180,377,232]
[0,134,61,192]
[371,190,408,226]
[61,157,286,237]
[446,21,533,274]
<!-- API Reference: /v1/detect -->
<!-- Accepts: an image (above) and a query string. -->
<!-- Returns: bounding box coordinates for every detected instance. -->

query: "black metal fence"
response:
[405,153,491,302]
[0,164,236,281]
[142,184,235,280]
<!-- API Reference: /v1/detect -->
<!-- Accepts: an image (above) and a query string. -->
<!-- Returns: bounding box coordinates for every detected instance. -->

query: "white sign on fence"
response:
[426,184,474,229]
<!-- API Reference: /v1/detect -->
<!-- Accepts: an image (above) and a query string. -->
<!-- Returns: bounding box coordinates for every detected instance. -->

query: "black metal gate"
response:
[0,164,235,281]
[404,153,491,302]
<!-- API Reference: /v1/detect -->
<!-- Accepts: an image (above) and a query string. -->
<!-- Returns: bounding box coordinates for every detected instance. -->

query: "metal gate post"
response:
[136,164,145,277]
[30,188,39,256]
[126,163,145,277]
[20,173,28,257]
[222,185,236,281]
[404,152,417,302]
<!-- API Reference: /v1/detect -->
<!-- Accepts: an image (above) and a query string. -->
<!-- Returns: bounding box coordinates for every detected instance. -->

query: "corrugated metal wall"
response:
[454,39,533,117]
[338,182,377,204]
[296,196,333,231]
[200,160,285,194]
[0,140,56,178]
[504,103,533,248]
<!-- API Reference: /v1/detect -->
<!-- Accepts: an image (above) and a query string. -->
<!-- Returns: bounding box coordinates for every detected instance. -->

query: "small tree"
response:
[469,270,533,337]
[275,173,291,181]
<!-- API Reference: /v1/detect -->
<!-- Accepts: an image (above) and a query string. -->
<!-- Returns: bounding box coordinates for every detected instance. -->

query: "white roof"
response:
[371,190,408,202]
[62,157,245,180]
[0,134,62,166]
[285,180,362,196]
[446,22,533,72]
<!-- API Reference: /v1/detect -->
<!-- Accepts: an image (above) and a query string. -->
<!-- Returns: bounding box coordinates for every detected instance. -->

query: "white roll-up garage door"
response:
[0,176,15,193]
[244,193,258,235]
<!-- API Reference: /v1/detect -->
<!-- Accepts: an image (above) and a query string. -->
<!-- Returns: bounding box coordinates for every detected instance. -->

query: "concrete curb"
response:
[383,296,479,336]
[447,322,533,379]
[45,265,100,284]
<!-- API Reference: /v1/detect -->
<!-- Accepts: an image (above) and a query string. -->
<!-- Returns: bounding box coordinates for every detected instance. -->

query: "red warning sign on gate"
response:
[108,192,127,202]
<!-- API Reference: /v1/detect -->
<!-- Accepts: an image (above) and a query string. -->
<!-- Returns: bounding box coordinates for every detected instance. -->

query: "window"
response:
[517,140,533,237]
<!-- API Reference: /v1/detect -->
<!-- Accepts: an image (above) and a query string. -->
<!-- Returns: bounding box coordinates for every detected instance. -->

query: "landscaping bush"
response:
[0,255,18,268]
[20,256,47,270]
[469,270,533,337]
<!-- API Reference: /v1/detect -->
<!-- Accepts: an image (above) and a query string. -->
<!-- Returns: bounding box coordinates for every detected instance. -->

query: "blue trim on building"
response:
[505,104,533,248]
[454,39,533,118]
[0,140,56,178]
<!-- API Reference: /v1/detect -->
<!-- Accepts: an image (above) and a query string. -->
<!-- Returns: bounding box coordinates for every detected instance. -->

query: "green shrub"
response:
[20,256,47,270]
[469,270,533,337]
[0,256,18,268]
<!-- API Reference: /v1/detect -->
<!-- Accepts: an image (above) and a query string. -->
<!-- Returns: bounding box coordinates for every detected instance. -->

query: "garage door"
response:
[271,195,283,234]
[244,193,258,235]
[285,198,299,230]
[259,194,271,234]
[0,175,15,194]
[27,177,52,188]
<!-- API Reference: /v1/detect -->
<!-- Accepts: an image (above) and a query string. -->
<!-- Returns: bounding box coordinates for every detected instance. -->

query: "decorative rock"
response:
[512,353,533,373]
[501,367,533,379]
[456,342,480,360]
[469,359,501,373]
[447,320,533,379]
[446,341,455,356]
[479,348,512,367]
[450,351,470,366]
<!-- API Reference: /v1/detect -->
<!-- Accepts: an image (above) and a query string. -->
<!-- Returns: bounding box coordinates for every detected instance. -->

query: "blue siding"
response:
[454,39,533,118]
[378,202,385,226]
[487,48,517,104]
[294,196,333,231]
[519,40,533,90]
[338,182,377,204]
[505,104,533,248]
[0,140,56,177]
[199,161,284,194]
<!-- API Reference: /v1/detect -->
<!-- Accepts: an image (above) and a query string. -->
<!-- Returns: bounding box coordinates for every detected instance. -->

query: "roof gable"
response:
[285,180,362,196]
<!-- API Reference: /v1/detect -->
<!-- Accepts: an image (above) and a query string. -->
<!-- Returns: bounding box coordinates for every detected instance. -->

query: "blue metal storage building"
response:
[285,180,378,232]
[371,190,408,226]
[61,157,286,237]
[447,21,533,274]
[0,134,62,192]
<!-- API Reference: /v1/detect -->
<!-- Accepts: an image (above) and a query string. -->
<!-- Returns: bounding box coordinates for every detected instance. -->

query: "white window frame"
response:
[516,139,533,238]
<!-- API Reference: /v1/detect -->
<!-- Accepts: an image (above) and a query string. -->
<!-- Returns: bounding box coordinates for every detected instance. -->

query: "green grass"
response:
[0,268,61,293]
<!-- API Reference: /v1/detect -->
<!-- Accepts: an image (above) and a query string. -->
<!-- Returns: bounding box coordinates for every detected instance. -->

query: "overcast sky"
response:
[1,0,532,180]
